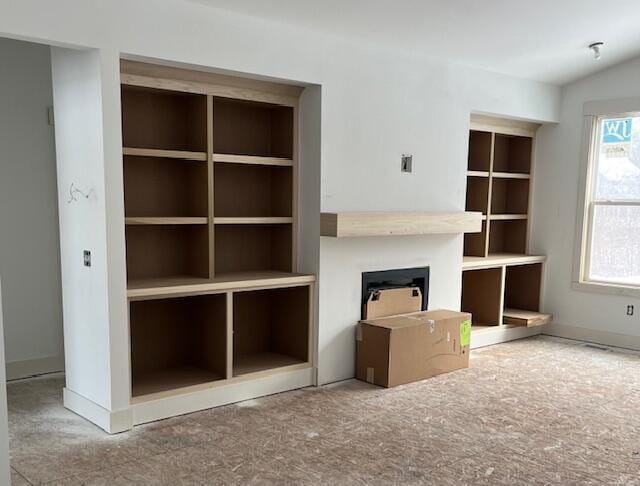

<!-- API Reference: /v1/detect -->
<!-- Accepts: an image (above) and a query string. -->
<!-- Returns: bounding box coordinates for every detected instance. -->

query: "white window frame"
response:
[573,98,640,298]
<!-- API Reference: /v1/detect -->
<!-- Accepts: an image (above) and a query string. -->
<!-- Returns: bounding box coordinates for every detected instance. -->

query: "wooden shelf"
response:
[126,217,208,225]
[489,214,527,221]
[213,153,293,167]
[467,170,489,178]
[233,352,306,377]
[492,171,530,180]
[127,271,315,300]
[463,253,546,270]
[321,211,482,237]
[214,217,292,225]
[503,308,552,327]
[123,147,207,161]
[133,366,224,397]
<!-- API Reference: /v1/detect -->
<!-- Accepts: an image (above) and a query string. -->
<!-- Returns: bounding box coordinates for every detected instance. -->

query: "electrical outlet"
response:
[401,154,413,173]
[627,304,634,316]
[83,250,91,267]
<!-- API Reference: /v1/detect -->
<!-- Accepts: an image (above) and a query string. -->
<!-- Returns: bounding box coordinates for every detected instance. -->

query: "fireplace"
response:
[361,267,429,319]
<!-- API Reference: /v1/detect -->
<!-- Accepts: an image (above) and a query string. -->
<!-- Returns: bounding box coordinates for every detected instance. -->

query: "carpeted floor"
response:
[7,335,640,485]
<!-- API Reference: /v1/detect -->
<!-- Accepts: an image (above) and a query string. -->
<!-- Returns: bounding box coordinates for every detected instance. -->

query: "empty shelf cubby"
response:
[493,134,532,174]
[468,130,492,172]
[130,293,227,397]
[466,176,489,214]
[461,268,503,327]
[213,97,293,158]
[233,286,309,376]
[124,155,208,218]
[504,263,542,312]
[488,219,528,254]
[126,225,209,281]
[214,224,292,274]
[121,86,207,152]
[214,163,292,218]
[464,220,487,257]
[490,178,530,215]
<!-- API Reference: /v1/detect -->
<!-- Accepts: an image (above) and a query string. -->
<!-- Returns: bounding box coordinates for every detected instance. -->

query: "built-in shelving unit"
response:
[120,60,314,416]
[462,115,552,341]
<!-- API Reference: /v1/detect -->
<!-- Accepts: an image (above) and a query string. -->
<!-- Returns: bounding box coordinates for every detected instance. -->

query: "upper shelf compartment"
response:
[493,134,532,175]
[213,97,293,159]
[121,86,207,152]
[320,212,482,237]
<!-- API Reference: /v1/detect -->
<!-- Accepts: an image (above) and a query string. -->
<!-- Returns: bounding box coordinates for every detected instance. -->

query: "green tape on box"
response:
[460,320,471,347]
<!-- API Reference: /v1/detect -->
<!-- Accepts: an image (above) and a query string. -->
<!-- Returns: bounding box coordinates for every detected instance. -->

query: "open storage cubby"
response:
[466,176,489,214]
[493,134,532,175]
[214,224,292,274]
[126,225,209,281]
[461,268,503,327]
[468,130,492,172]
[121,86,207,152]
[214,163,292,218]
[233,286,309,376]
[491,178,529,215]
[488,219,528,254]
[464,220,487,257]
[504,264,542,312]
[213,97,293,159]
[130,293,227,397]
[124,156,208,218]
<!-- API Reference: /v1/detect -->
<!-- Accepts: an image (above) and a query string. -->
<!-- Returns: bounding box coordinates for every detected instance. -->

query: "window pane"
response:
[594,116,640,200]
[589,204,640,285]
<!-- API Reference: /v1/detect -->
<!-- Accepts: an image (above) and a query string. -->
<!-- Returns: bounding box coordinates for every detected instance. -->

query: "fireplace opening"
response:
[361,267,429,319]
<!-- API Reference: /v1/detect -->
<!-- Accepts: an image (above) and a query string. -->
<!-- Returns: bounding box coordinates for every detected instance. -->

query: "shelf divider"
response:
[125,217,208,225]
[214,217,293,225]
[213,153,293,167]
[123,147,207,161]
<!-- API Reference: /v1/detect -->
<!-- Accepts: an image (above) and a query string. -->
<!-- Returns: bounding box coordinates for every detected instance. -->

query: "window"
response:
[582,114,640,287]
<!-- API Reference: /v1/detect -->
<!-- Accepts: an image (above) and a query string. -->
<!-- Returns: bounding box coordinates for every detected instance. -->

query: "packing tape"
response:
[356,324,363,342]
[366,367,375,383]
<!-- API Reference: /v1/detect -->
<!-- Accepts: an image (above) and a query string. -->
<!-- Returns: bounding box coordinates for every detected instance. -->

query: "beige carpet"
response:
[8,336,640,485]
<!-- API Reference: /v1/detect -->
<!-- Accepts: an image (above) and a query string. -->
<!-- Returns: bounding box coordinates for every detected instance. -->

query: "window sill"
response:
[572,280,640,299]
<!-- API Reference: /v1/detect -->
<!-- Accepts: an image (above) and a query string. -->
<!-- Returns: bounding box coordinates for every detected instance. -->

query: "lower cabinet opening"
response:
[233,286,309,376]
[130,293,227,397]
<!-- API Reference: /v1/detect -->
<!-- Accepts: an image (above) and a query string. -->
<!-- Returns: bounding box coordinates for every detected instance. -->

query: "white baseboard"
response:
[6,355,64,380]
[131,366,314,426]
[63,388,133,434]
[543,323,640,351]
[471,325,543,349]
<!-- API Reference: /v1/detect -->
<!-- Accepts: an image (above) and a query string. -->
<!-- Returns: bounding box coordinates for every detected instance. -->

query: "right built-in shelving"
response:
[462,115,552,341]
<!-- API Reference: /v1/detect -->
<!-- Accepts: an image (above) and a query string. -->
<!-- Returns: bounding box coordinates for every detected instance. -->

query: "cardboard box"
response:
[356,308,471,387]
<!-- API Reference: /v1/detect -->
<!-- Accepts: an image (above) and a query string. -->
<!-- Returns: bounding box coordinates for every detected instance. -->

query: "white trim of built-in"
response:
[63,388,133,434]
[132,366,313,426]
[470,325,544,349]
[6,355,64,381]
[64,366,314,433]
[542,323,640,352]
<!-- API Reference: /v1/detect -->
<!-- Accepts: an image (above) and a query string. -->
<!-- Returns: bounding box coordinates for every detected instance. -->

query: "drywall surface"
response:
[50,47,113,409]
[0,281,10,486]
[0,0,561,400]
[0,38,64,378]
[532,55,640,340]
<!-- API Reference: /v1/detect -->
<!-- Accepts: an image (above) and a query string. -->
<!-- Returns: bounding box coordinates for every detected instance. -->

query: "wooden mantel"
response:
[320,211,482,238]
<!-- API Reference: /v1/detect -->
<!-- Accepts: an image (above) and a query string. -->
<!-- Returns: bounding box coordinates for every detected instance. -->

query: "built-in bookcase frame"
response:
[120,60,315,406]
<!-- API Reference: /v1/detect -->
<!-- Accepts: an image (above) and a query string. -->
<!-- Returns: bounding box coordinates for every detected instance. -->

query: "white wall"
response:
[0,280,11,486]
[533,55,640,343]
[0,0,561,409]
[0,38,64,379]
[50,47,113,409]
